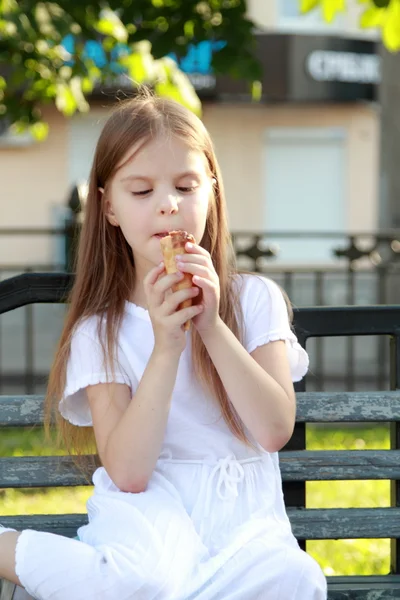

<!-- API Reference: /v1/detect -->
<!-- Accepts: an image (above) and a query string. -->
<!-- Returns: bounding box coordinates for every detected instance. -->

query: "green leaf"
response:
[155,58,201,116]
[360,5,386,28]
[95,9,128,43]
[251,80,262,101]
[0,0,18,15]
[184,19,195,38]
[55,82,77,116]
[322,0,345,23]
[300,0,320,13]
[29,121,49,141]
[120,49,155,84]
[383,0,400,51]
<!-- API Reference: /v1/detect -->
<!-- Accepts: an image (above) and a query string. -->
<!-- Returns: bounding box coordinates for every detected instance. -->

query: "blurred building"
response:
[0,0,380,268]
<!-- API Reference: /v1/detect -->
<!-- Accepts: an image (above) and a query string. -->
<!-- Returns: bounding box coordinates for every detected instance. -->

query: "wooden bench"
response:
[1,273,400,599]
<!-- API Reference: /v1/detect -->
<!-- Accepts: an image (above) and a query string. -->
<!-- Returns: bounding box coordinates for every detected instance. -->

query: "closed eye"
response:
[132,190,152,196]
[177,186,197,193]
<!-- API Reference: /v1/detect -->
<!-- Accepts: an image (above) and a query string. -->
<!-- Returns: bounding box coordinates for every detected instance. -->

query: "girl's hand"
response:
[174,242,221,334]
[144,262,203,356]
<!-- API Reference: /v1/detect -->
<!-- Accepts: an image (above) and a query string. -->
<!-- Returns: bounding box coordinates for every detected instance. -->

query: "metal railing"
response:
[0,229,400,394]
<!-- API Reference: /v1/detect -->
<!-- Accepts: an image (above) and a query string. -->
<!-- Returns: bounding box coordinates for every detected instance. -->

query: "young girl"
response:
[0,92,327,599]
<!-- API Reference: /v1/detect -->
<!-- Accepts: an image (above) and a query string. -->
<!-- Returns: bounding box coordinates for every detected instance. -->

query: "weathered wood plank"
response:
[0,456,95,488]
[287,507,400,539]
[280,450,400,481]
[327,575,400,599]
[2,575,400,600]
[0,514,86,538]
[2,508,400,540]
[296,391,400,423]
[0,396,44,426]
[2,451,400,488]
[2,391,400,426]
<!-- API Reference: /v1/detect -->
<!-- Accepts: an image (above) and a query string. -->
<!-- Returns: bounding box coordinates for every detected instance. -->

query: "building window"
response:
[263,127,347,265]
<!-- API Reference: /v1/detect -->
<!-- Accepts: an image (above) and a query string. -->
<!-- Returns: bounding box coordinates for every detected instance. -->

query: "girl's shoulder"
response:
[72,312,117,345]
[233,272,288,313]
[232,273,308,382]
[73,314,101,337]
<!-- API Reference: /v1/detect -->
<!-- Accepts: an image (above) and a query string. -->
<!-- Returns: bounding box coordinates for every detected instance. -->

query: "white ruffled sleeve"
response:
[58,317,132,426]
[240,274,309,382]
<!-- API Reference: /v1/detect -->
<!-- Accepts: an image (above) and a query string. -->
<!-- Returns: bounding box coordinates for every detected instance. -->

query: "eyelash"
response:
[132,186,196,196]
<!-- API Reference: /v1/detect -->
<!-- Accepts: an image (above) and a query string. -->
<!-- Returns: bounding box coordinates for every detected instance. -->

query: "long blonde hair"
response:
[44,91,249,469]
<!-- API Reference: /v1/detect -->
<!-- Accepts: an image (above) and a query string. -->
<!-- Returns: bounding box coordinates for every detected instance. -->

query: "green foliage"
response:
[0,424,392,575]
[300,0,400,51]
[306,425,390,575]
[0,1,260,139]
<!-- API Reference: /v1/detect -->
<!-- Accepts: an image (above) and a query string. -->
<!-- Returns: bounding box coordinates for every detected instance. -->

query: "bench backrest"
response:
[1,272,400,598]
[1,390,400,543]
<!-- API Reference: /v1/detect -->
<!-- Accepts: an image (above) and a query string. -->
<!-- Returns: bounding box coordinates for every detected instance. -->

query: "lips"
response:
[153,232,171,239]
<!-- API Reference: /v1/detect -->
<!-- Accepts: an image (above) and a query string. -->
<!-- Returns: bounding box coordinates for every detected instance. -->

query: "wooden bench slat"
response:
[280,449,400,481]
[2,507,400,540]
[2,451,400,488]
[296,391,400,422]
[2,391,400,427]
[327,575,400,599]
[0,514,86,538]
[288,507,400,539]
[0,396,44,427]
[0,456,95,488]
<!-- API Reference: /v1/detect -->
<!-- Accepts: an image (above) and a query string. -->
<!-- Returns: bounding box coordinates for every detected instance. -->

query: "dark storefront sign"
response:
[212,34,379,103]
[63,33,379,104]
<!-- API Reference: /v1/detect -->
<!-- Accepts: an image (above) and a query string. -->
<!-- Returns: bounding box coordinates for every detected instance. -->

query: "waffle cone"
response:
[160,231,196,331]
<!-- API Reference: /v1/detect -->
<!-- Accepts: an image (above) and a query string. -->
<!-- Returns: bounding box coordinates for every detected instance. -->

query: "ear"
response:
[99,189,119,227]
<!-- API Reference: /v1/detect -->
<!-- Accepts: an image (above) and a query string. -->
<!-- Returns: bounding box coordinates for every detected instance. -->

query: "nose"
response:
[157,193,179,216]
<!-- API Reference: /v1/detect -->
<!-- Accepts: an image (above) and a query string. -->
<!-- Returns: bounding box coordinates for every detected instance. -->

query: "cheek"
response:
[192,191,210,219]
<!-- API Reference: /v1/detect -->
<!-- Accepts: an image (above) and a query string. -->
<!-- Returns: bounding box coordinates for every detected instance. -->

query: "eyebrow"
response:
[120,171,201,183]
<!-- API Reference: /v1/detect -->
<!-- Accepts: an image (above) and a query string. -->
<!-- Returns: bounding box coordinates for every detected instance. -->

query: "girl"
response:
[0,92,327,599]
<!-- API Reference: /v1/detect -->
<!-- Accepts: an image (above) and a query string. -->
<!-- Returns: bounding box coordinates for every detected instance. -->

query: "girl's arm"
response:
[87,349,180,493]
[200,320,296,452]
[87,263,202,493]
[175,242,297,453]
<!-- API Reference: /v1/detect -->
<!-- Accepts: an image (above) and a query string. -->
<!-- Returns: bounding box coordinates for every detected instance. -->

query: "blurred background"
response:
[1,0,400,577]
[1,0,399,398]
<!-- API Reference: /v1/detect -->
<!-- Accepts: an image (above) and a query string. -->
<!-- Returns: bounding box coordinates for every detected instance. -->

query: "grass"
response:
[0,425,392,576]
[306,425,391,576]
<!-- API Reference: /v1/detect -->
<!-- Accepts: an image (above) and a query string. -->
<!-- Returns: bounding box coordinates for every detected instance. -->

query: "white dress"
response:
[11,274,327,600]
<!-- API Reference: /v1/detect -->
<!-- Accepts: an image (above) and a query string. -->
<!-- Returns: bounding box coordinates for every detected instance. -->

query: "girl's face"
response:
[105,135,213,278]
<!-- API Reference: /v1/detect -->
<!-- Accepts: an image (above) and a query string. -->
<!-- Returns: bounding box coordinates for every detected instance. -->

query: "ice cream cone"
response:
[160,231,196,331]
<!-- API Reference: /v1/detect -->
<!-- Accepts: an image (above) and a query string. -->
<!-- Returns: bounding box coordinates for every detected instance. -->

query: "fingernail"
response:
[186,242,192,249]
[175,255,182,260]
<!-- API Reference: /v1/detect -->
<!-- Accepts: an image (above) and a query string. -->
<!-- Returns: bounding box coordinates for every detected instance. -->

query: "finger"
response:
[174,253,208,265]
[184,242,210,257]
[192,275,216,292]
[153,271,185,296]
[161,286,200,315]
[144,262,165,288]
[175,262,210,279]
[167,303,204,327]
